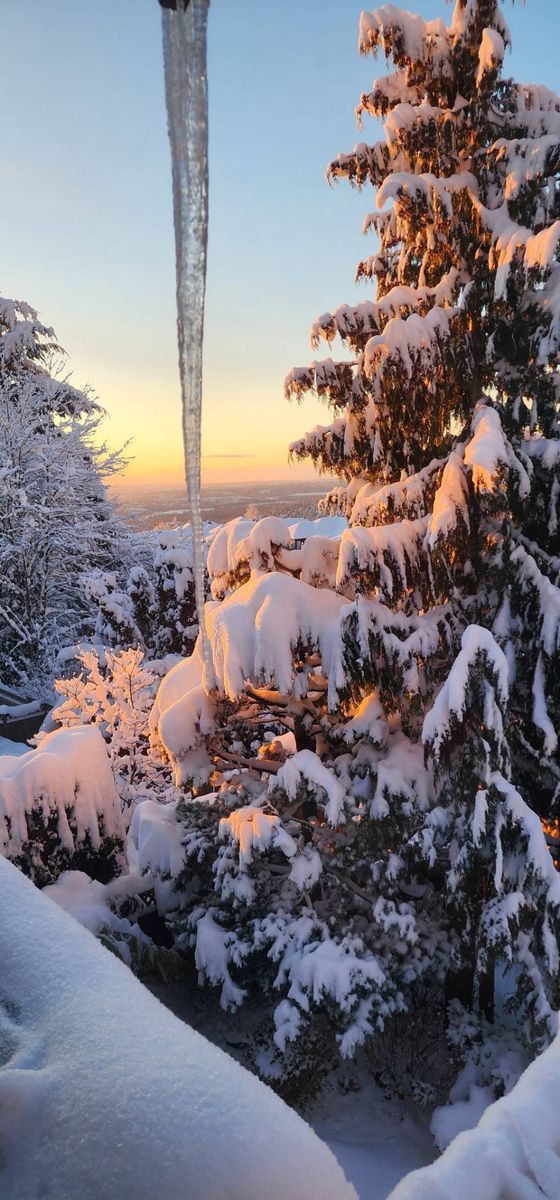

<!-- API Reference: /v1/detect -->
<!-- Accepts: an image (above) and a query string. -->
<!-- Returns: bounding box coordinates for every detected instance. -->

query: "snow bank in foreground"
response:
[0,859,357,1200]
[387,1035,560,1200]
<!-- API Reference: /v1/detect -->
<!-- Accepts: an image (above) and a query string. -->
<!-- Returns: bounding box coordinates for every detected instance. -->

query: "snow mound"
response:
[0,857,357,1200]
[287,515,348,540]
[387,1034,560,1200]
[0,725,123,863]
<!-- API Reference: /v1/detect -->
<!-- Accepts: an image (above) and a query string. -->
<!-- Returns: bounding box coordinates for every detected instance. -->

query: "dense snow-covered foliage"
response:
[5,0,559,1155]
[85,527,200,658]
[0,857,356,1200]
[0,295,129,691]
[137,0,560,1104]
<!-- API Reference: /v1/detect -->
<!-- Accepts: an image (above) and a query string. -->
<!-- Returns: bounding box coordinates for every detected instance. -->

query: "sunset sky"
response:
[1,0,558,486]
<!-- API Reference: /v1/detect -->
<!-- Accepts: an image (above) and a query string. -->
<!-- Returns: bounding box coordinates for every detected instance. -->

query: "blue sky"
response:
[1,0,559,483]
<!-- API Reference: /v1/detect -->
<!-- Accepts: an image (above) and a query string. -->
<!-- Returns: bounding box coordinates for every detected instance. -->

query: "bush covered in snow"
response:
[84,528,201,658]
[0,726,124,885]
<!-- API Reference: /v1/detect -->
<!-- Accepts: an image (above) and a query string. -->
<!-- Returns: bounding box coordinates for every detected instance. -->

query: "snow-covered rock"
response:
[0,857,357,1200]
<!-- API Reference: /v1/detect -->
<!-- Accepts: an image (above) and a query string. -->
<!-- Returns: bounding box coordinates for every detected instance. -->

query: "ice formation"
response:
[161,0,211,673]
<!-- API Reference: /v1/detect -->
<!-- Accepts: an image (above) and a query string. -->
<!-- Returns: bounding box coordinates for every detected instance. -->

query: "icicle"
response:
[161,0,211,682]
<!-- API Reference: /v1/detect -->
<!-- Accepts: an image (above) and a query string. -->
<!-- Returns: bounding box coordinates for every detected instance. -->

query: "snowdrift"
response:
[388,1034,560,1200]
[0,858,357,1200]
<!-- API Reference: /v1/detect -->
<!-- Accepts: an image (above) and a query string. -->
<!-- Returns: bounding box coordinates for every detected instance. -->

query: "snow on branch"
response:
[220,804,298,867]
[423,625,509,762]
[489,134,560,202]
[284,358,360,407]
[464,403,531,499]
[376,170,478,218]
[330,595,457,711]
[476,27,506,89]
[157,682,217,787]
[271,748,347,826]
[326,139,391,188]
[363,307,458,382]
[510,543,560,657]
[310,270,461,352]
[336,515,430,601]
[476,202,560,337]
[532,653,558,756]
[234,516,294,574]
[204,573,347,700]
[350,458,446,527]
[359,7,450,72]
[428,451,471,549]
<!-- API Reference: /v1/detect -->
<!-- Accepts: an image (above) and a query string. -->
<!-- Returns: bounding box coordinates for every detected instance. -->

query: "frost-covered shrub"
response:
[53,647,159,796]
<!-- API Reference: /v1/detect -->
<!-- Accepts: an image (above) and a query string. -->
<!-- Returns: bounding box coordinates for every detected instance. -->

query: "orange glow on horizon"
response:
[111,455,322,489]
[95,376,331,490]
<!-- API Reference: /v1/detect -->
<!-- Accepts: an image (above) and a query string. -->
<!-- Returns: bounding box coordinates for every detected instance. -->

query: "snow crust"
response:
[0,857,357,1200]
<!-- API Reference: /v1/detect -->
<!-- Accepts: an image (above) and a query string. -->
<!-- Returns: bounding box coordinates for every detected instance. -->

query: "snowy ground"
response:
[311,1088,434,1200]
[0,859,357,1200]
[0,735,30,756]
[147,976,434,1199]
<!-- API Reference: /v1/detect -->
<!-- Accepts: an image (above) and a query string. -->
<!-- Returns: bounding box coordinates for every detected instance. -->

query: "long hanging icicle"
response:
[161,0,211,680]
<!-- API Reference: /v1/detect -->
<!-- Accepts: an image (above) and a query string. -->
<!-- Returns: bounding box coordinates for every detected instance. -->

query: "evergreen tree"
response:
[83,533,200,660]
[0,295,129,691]
[152,0,560,1091]
[153,533,200,657]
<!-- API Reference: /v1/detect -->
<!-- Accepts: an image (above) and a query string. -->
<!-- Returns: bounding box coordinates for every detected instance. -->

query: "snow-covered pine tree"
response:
[153,533,199,657]
[151,0,560,1090]
[0,295,129,691]
[285,0,560,1042]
